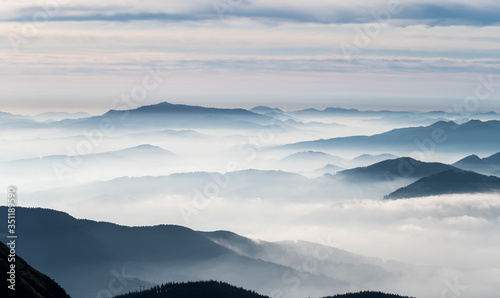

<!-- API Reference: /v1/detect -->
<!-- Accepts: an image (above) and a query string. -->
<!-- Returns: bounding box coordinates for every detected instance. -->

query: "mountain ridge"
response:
[385,170,500,199]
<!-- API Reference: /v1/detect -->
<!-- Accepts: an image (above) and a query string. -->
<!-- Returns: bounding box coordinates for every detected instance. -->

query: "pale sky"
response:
[1,0,500,114]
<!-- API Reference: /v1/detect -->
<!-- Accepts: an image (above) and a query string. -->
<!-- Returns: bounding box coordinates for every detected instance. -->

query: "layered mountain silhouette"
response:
[0,144,186,190]
[33,111,91,122]
[385,170,500,199]
[24,167,402,204]
[290,107,499,119]
[313,164,345,175]
[53,102,277,130]
[350,154,398,168]
[280,120,500,153]
[0,207,360,297]
[453,152,500,174]
[0,207,419,297]
[336,157,459,183]
[203,231,408,287]
[278,151,347,170]
[0,241,70,298]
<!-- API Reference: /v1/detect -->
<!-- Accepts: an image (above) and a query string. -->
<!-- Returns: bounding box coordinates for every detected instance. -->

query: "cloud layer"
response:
[1,0,500,113]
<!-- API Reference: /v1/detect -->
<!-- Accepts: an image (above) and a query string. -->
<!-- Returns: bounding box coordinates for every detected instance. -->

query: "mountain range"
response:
[0,207,417,298]
[0,144,186,191]
[279,120,500,154]
[53,102,278,130]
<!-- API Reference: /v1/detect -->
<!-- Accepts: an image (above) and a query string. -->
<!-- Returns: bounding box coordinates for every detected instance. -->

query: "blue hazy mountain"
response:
[0,111,30,122]
[250,106,284,114]
[27,162,467,205]
[279,120,500,153]
[249,106,300,122]
[203,231,408,287]
[0,144,180,171]
[0,111,38,128]
[26,169,333,202]
[33,111,91,122]
[278,151,347,170]
[290,107,498,119]
[0,144,187,191]
[1,144,181,173]
[54,102,277,130]
[350,154,399,167]
[453,152,500,174]
[385,170,500,199]
[336,157,460,183]
[28,167,409,202]
[0,207,349,297]
[313,164,345,175]
[291,107,369,118]
[0,241,71,298]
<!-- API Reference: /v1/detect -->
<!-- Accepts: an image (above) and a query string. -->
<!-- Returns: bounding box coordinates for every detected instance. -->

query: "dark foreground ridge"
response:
[115,281,269,298]
[0,241,70,298]
[325,291,415,298]
[115,281,414,298]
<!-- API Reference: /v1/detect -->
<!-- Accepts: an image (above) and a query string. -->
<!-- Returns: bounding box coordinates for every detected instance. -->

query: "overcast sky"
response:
[1,0,500,114]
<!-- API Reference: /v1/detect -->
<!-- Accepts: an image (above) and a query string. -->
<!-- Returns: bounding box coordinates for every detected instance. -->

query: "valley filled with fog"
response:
[1,102,500,297]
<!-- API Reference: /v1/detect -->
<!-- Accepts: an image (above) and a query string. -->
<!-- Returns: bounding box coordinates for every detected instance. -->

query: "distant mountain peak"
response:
[464,119,483,125]
[117,144,177,156]
[428,120,456,128]
[457,154,481,163]
[250,106,284,113]
[324,107,359,112]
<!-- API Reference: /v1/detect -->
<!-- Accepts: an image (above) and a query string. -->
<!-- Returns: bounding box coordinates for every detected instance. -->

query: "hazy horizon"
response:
[2,100,500,116]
